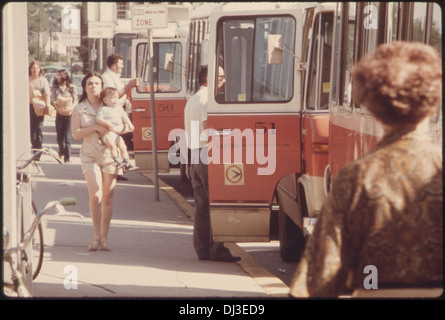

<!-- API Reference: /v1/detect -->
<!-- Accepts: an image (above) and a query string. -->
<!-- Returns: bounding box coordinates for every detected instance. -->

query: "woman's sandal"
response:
[88,239,100,251]
[100,240,111,251]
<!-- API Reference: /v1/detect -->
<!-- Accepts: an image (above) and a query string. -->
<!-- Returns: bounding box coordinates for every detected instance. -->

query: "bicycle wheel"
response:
[31,202,44,280]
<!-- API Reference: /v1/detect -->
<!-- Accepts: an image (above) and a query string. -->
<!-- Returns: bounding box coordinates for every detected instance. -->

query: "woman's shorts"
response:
[80,141,120,176]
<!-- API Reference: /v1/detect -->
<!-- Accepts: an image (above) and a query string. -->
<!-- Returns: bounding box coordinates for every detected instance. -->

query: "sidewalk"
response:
[30,116,289,298]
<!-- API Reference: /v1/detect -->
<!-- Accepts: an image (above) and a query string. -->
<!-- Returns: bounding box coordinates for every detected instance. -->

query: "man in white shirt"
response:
[102,54,138,109]
[184,66,240,262]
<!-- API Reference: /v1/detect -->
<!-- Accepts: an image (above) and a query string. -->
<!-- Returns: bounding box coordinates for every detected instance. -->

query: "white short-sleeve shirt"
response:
[184,86,208,150]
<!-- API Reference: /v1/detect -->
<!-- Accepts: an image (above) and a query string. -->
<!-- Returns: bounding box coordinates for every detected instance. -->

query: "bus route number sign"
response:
[132,5,168,30]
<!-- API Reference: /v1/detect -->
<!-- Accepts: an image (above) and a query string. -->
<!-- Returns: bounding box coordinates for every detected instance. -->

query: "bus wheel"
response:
[278,204,306,263]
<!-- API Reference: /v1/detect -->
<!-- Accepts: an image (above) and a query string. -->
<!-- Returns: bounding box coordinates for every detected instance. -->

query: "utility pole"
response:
[37,3,41,60]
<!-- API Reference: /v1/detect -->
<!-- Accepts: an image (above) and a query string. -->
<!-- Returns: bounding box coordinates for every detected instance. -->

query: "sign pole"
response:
[148,28,160,201]
[131,4,167,202]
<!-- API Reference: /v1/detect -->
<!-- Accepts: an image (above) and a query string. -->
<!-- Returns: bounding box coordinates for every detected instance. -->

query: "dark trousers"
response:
[190,157,231,260]
[55,114,72,161]
[30,104,44,152]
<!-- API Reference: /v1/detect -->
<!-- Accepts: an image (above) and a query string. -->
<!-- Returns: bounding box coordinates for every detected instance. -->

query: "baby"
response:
[96,87,137,170]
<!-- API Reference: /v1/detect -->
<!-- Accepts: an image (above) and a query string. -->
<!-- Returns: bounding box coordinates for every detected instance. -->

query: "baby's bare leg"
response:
[103,134,119,158]
[116,136,129,160]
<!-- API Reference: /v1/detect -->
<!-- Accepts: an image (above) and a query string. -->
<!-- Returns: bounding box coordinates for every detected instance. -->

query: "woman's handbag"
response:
[32,89,46,116]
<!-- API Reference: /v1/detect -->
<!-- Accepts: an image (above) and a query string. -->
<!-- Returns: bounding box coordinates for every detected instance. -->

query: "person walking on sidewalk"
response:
[71,72,127,251]
[51,69,78,163]
[184,66,240,263]
[29,60,51,160]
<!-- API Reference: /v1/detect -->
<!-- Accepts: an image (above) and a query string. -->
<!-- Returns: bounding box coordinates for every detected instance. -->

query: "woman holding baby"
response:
[71,72,130,252]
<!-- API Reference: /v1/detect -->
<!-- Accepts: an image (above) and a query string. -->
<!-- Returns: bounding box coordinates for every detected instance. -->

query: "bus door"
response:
[299,10,333,214]
[275,7,334,262]
[131,38,187,172]
[206,12,304,242]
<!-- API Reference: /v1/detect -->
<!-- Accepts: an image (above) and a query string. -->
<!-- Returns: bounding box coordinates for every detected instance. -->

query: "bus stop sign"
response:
[132,5,168,30]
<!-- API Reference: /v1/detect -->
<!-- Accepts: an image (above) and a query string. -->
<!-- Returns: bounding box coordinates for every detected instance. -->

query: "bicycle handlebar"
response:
[3,197,77,258]
[58,197,77,206]
[16,147,62,171]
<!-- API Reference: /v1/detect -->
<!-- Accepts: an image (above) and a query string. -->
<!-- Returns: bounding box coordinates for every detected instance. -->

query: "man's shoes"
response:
[211,255,241,263]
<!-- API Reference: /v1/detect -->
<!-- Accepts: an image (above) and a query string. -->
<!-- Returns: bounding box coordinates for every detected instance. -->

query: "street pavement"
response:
[30,116,290,299]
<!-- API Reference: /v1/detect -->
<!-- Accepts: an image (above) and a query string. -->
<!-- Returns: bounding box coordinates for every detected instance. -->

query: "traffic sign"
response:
[88,21,115,39]
[132,5,168,30]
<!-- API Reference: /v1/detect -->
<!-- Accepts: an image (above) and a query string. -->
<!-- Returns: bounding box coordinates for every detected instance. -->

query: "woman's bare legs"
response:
[84,165,117,250]
[100,172,117,246]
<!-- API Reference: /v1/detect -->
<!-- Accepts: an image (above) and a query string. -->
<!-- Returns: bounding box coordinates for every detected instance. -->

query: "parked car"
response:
[44,73,56,88]
[43,65,65,74]
[72,74,84,100]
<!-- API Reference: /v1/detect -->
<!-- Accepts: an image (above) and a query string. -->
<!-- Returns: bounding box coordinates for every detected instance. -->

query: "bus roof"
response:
[191,2,334,19]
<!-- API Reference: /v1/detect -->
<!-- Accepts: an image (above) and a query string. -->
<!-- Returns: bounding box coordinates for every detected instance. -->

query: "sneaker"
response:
[117,161,127,169]
[125,162,139,171]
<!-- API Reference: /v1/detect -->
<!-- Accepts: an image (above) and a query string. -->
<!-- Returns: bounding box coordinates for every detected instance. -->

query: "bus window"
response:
[306,12,333,110]
[301,8,315,105]
[386,3,399,43]
[339,3,357,108]
[429,2,442,128]
[215,16,295,103]
[362,2,381,55]
[411,3,427,43]
[429,3,442,57]
[135,42,183,93]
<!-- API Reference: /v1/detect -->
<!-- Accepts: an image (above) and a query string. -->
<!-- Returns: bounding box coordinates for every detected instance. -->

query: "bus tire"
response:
[278,203,306,263]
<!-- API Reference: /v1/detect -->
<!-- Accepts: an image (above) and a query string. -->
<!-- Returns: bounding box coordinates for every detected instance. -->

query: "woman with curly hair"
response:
[290,42,442,298]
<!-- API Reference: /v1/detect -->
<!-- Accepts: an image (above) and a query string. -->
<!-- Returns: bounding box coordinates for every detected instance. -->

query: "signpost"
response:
[87,21,116,38]
[87,3,116,72]
[132,5,168,201]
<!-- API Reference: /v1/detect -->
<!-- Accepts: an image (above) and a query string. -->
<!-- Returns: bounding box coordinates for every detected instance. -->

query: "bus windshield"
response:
[215,16,296,103]
[136,42,183,93]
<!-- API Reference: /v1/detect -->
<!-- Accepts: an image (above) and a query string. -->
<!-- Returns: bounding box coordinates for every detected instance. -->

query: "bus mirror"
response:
[267,34,283,65]
[164,53,174,72]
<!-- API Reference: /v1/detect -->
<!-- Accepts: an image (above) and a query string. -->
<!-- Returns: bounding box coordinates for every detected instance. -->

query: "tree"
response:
[27,2,62,62]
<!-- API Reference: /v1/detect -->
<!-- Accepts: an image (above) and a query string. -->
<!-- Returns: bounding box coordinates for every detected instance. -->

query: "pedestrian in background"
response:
[51,69,78,163]
[29,60,50,159]
[184,65,240,263]
[71,72,123,252]
[102,53,139,180]
[290,41,442,298]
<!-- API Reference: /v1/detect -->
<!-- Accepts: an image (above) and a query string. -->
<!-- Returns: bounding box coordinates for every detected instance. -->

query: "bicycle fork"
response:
[4,255,31,297]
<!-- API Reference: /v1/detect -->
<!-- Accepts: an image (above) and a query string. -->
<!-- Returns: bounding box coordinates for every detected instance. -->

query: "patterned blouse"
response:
[290,128,443,297]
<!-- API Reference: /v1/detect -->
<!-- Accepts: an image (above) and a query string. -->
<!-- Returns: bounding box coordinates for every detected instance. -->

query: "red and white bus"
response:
[116,5,190,172]
[327,2,442,182]
[130,33,188,171]
[189,3,336,262]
